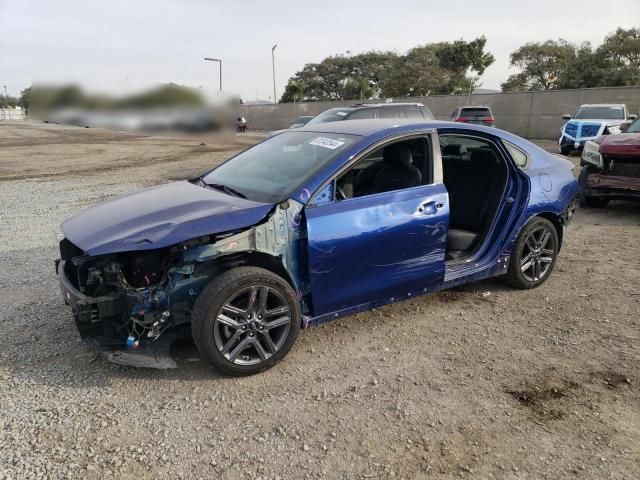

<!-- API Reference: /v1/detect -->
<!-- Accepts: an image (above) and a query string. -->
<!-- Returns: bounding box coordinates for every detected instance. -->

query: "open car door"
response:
[304,132,449,318]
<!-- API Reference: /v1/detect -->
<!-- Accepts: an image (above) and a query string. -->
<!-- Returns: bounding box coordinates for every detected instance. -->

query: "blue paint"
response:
[305,183,448,316]
[61,181,273,256]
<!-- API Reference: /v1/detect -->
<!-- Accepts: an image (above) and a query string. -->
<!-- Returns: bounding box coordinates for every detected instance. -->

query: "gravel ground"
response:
[1,122,639,480]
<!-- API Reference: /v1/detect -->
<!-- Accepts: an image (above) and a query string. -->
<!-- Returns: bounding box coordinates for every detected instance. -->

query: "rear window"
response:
[460,108,491,117]
[376,108,406,119]
[405,107,426,119]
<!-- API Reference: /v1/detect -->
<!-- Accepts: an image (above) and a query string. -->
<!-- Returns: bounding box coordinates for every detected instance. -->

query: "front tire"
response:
[191,267,301,376]
[504,217,559,289]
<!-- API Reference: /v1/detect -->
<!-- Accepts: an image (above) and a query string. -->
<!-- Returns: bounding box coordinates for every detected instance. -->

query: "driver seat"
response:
[369,143,422,194]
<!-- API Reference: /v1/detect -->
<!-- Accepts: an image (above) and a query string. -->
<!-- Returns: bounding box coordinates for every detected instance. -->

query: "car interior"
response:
[335,138,430,199]
[440,135,508,260]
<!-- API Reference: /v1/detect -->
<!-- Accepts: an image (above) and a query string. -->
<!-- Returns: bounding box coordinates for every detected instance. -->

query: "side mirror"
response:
[562,114,571,120]
[628,114,638,120]
[620,121,632,132]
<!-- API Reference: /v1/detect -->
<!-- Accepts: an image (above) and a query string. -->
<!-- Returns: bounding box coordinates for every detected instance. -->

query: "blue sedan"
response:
[57,119,578,375]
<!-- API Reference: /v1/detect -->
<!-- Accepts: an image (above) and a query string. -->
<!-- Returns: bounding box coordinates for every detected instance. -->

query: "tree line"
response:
[279,27,640,102]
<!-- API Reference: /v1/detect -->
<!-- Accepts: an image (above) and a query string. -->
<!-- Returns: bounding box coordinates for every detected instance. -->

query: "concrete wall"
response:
[239,86,640,139]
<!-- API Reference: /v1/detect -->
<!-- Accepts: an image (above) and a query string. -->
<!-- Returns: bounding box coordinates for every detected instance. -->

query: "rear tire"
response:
[504,217,559,289]
[191,267,301,376]
[560,145,572,156]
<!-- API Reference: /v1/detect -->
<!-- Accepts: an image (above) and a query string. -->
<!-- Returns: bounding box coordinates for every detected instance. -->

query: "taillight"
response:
[455,118,468,122]
[483,117,495,122]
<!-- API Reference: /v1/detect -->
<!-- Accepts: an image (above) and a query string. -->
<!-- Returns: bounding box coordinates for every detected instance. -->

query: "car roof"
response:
[349,102,425,108]
[577,103,626,108]
[295,118,461,136]
[460,105,491,109]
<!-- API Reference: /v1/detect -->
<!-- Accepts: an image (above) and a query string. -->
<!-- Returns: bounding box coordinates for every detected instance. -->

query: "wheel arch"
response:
[212,251,298,292]
[535,212,563,251]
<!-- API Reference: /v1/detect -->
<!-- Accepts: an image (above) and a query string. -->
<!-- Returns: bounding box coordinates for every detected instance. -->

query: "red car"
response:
[579,118,640,207]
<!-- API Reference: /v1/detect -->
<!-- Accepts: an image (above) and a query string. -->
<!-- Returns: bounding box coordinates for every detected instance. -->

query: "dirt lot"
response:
[1,121,639,480]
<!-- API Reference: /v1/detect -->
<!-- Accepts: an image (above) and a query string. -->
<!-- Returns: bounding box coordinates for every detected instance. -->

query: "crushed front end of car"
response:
[56,200,309,369]
[579,138,640,205]
[56,236,219,368]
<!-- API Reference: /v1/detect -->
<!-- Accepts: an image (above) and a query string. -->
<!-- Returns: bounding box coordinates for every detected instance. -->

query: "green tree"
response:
[595,27,640,86]
[280,38,494,102]
[501,39,576,91]
[18,86,31,109]
[380,44,452,97]
[1,94,18,108]
[557,43,608,89]
[436,35,495,92]
[280,51,397,102]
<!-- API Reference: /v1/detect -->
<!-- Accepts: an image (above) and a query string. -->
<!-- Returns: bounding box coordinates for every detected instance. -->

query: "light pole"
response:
[204,57,222,91]
[271,45,277,104]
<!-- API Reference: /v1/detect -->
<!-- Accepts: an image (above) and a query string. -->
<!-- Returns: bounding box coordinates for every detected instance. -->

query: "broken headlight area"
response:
[56,237,219,368]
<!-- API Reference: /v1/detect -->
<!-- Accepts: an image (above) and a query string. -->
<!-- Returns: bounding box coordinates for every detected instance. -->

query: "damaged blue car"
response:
[57,119,578,375]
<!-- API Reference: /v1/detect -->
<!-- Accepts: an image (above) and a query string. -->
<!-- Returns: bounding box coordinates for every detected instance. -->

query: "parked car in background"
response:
[289,116,314,128]
[559,104,636,155]
[57,119,577,375]
[306,102,434,124]
[268,103,434,137]
[450,106,495,127]
[579,117,640,207]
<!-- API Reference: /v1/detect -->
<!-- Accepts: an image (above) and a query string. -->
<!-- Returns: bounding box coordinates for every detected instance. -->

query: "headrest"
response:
[383,143,413,166]
[442,144,467,156]
[470,148,499,165]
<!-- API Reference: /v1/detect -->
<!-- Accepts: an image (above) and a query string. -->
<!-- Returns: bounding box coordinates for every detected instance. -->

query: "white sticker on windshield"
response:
[335,111,348,117]
[310,137,345,150]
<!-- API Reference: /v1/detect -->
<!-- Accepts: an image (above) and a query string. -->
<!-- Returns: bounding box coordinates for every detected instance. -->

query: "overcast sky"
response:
[1,0,638,101]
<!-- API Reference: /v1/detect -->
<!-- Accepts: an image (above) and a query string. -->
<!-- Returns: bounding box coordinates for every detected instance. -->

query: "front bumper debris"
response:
[57,259,183,369]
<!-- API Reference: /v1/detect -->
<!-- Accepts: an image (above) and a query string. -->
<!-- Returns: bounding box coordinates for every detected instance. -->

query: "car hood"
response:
[61,181,274,256]
[567,119,623,127]
[597,132,640,156]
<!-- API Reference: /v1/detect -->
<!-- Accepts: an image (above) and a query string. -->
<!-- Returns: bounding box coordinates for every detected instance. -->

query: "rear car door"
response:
[305,132,449,317]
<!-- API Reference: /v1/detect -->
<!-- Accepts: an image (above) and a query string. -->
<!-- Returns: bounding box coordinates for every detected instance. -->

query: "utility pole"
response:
[204,57,222,91]
[271,45,278,104]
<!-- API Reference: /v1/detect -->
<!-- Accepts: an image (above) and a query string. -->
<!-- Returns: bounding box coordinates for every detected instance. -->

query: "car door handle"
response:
[418,201,444,214]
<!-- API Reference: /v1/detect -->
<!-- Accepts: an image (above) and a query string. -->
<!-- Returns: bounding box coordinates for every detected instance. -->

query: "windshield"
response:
[573,106,625,120]
[293,116,312,125]
[306,108,354,125]
[202,131,359,203]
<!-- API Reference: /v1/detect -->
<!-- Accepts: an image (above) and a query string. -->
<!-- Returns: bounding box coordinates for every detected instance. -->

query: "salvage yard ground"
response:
[0,121,639,479]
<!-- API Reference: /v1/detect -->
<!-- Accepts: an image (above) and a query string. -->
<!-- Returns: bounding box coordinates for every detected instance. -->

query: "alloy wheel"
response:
[213,285,292,366]
[520,226,555,282]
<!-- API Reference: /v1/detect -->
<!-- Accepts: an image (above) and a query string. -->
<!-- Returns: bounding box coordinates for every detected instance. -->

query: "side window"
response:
[348,109,375,120]
[334,137,431,200]
[377,108,406,119]
[504,140,529,168]
[405,107,425,119]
